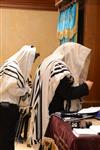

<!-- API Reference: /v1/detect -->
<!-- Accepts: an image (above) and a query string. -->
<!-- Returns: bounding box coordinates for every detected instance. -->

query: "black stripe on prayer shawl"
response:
[34,70,40,93]
[51,68,69,78]
[1,72,20,88]
[0,64,25,81]
[36,84,42,141]
[50,62,70,78]
[55,62,67,69]
[54,66,67,70]
[35,80,42,141]
[30,67,40,106]
[2,72,18,80]
[9,65,25,81]
[55,62,66,67]
[33,70,40,104]
[4,68,24,88]
[2,65,25,83]
[34,88,40,107]
[0,66,24,88]
[30,66,42,141]
[51,65,67,73]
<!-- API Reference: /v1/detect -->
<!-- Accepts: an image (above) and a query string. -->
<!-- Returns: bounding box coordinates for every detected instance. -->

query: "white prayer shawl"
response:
[32,42,92,140]
[0,45,36,105]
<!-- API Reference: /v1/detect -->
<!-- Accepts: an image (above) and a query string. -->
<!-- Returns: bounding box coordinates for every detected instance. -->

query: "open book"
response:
[78,107,100,114]
[73,126,100,137]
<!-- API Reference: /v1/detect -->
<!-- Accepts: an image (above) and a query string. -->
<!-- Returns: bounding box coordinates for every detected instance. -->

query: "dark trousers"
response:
[0,102,19,150]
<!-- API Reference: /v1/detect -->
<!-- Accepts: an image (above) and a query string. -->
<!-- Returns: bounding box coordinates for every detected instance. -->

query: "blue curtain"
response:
[57,2,79,45]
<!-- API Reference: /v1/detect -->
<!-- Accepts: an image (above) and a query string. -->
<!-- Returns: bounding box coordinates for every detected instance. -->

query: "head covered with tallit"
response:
[41,42,91,85]
[32,42,92,138]
[0,45,37,94]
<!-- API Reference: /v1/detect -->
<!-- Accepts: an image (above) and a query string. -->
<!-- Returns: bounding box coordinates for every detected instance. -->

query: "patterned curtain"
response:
[57,2,79,45]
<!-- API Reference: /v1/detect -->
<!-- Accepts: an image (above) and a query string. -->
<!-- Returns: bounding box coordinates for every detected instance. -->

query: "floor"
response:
[15,142,39,150]
[15,143,33,150]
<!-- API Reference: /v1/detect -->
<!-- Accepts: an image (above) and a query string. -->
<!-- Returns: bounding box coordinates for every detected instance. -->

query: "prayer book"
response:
[78,107,100,114]
[73,128,99,137]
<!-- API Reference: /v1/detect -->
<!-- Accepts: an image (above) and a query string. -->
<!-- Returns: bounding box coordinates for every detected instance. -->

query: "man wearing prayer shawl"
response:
[31,42,93,144]
[0,45,39,150]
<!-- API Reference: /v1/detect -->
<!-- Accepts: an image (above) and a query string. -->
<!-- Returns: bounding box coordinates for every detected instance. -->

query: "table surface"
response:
[85,118,100,125]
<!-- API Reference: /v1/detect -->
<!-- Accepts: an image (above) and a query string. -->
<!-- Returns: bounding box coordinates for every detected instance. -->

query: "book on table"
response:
[73,126,100,137]
[78,107,100,115]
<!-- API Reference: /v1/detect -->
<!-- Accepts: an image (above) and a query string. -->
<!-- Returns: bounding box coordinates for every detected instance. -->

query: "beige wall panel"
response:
[0,8,58,76]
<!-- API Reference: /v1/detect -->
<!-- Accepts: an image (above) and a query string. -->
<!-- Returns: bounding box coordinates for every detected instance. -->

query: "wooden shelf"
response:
[0,0,57,11]
[55,0,71,7]
[55,0,84,10]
